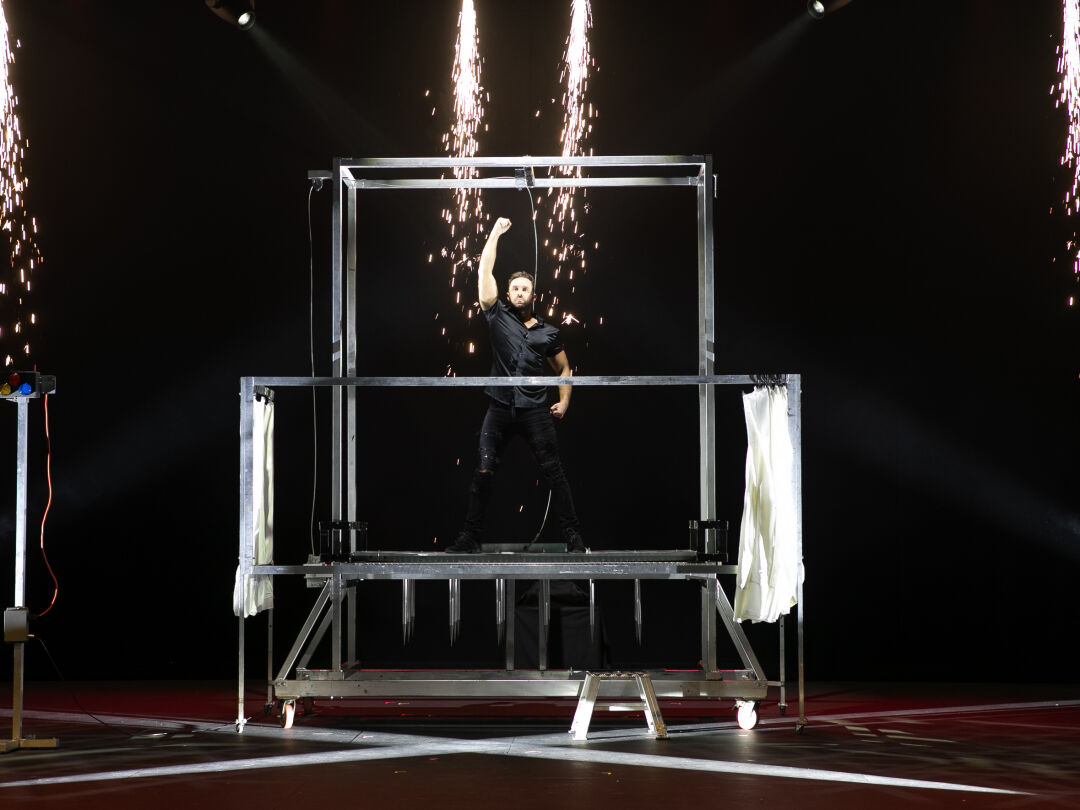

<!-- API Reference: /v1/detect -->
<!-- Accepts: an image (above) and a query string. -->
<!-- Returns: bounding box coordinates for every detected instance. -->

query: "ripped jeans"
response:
[461,401,582,542]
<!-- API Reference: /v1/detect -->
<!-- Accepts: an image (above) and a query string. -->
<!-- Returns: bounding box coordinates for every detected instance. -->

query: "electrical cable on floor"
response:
[32,636,132,738]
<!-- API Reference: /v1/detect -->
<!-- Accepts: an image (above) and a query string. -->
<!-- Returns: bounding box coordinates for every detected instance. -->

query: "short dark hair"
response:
[508,271,534,287]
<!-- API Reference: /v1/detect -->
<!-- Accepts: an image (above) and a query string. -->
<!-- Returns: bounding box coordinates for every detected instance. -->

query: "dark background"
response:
[1,0,1077,683]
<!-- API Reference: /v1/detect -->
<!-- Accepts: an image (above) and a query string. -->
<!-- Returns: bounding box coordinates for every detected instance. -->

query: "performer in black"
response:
[447,216,587,553]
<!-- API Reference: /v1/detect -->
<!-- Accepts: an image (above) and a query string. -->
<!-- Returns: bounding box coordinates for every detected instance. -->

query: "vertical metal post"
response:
[236,378,256,731]
[505,579,516,670]
[4,398,58,751]
[331,573,342,672]
[697,157,718,674]
[788,373,806,728]
[331,158,344,536]
[346,183,358,665]
[266,608,275,712]
[236,615,246,732]
[539,580,550,671]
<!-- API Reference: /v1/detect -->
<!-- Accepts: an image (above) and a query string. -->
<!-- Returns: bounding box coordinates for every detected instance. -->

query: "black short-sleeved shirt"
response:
[483,298,563,407]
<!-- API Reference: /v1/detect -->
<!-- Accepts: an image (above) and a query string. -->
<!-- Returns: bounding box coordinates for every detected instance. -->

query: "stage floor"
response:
[1,681,1079,808]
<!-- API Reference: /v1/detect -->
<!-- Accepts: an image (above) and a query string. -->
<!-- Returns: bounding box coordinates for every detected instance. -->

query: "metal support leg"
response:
[569,673,602,740]
[589,580,595,642]
[2,398,58,753]
[403,579,414,645]
[266,608,275,714]
[636,674,668,739]
[539,580,550,671]
[449,579,461,645]
[778,614,788,715]
[235,615,246,732]
[633,579,642,645]
[505,579,516,671]
[570,672,667,741]
[495,579,505,644]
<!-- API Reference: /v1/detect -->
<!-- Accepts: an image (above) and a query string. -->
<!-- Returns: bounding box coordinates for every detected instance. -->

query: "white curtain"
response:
[232,396,275,617]
[734,385,801,623]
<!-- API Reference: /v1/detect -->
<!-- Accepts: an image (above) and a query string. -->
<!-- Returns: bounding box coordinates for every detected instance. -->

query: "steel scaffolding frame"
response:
[234,156,805,731]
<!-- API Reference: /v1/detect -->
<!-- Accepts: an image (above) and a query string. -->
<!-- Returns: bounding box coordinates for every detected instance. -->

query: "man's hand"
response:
[550,400,569,420]
[491,217,512,237]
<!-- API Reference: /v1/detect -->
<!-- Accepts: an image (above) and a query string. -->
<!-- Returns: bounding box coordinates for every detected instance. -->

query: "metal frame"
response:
[235,156,805,731]
[3,396,58,753]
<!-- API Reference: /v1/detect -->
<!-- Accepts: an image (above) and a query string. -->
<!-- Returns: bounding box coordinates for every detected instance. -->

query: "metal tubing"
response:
[250,374,762,388]
[351,176,698,191]
[539,580,550,671]
[505,579,516,671]
[712,578,766,678]
[274,581,333,683]
[589,580,595,642]
[788,373,806,727]
[634,579,643,645]
[236,616,245,731]
[331,574,343,671]
[341,154,705,169]
[14,398,27,607]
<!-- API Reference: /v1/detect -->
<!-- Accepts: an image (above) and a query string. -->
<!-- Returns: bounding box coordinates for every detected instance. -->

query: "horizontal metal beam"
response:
[337,155,705,170]
[275,674,769,700]
[254,562,737,580]
[246,375,786,389]
[347,176,698,191]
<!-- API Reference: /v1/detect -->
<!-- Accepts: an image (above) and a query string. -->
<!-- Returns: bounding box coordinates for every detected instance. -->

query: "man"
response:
[447,216,587,553]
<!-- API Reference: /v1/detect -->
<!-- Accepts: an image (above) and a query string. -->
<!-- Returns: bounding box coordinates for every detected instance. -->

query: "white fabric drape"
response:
[232,396,275,617]
[734,385,801,623]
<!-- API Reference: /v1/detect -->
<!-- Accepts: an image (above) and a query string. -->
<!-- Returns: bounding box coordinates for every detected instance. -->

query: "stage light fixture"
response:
[807,0,854,19]
[205,0,256,31]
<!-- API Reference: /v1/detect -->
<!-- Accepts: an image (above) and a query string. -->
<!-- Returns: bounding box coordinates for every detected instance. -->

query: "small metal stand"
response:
[569,671,668,741]
[3,378,59,753]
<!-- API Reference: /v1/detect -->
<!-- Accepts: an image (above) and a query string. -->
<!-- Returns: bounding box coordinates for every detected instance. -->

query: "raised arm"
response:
[478,217,511,311]
[547,350,572,419]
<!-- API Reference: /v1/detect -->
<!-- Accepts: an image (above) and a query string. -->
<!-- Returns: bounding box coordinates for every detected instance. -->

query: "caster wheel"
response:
[736,701,759,730]
[281,701,296,730]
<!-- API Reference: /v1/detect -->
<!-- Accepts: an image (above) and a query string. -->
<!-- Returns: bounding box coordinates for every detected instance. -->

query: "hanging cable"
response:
[33,392,58,619]
[519,182,554,550]
[307,181,318,556]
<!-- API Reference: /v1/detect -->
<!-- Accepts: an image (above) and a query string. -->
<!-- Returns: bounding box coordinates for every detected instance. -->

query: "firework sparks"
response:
[1058,0,1080,303]
[544,0,595,332]
[0,2,42,366]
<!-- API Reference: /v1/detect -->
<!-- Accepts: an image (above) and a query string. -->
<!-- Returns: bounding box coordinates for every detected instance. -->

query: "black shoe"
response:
[565,532,588,553]
[446,533,481,554]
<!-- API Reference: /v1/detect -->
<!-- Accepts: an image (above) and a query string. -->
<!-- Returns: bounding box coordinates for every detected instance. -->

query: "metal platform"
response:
[234,155,805,733]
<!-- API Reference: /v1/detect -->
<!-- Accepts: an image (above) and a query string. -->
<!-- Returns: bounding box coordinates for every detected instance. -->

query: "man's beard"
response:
[510,297,533,318]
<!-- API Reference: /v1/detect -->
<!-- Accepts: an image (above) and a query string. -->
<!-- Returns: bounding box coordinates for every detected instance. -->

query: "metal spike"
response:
[589,579,595,642]
[496,579,506,644]
[634,579,642,645]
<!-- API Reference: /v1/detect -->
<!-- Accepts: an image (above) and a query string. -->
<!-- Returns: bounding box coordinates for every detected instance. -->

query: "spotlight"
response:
[205,0,256,30]
[807,0,854,19]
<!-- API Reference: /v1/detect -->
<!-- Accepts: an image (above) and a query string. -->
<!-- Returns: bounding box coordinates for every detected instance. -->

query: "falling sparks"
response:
[0,3,42,366]
[428,1,489,354]
[540,0,595,340]
[427,1,598,361]
[1058,0,1080,301]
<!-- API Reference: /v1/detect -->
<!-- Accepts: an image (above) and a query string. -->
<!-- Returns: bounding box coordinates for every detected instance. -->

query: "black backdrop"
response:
[0,0,1077,683]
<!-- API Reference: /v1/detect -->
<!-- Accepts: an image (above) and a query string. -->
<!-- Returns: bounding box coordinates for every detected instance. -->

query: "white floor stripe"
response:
[2,698,1067,796]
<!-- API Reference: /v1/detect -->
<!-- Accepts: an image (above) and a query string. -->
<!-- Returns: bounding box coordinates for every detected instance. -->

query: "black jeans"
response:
[461,401,582,541]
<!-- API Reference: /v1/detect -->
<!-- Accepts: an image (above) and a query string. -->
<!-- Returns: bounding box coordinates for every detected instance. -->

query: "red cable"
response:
[34,392,58,618]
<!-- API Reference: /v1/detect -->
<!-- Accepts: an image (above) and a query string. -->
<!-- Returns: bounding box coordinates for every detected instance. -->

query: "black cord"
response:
[519,184,553,552]
[308,181,318,557]
[32,636,132,737]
